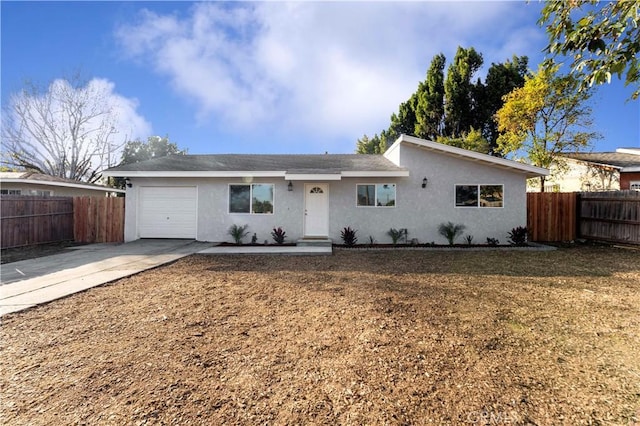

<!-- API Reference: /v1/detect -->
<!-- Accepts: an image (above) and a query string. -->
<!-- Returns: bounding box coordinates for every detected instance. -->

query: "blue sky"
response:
[2,1,638,160]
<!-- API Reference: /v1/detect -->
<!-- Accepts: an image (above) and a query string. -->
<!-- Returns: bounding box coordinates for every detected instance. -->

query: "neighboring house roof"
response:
[0,171,125,193]
[559,150,640,172]
[103,154,410,180]
[388,135,549,178]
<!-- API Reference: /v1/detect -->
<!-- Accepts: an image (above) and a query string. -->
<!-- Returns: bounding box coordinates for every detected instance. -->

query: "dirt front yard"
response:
[1,246,639,425]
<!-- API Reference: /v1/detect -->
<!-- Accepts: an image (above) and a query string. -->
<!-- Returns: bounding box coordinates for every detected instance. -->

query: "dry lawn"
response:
[1,246,639,425]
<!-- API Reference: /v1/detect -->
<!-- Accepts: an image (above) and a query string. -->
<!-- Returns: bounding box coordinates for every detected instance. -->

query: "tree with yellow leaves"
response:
[496,64,600,191]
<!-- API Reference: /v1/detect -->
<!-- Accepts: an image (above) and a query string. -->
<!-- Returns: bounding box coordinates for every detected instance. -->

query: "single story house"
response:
[102,135,548,245]
[534,148,640,192]
[0,172,125,197]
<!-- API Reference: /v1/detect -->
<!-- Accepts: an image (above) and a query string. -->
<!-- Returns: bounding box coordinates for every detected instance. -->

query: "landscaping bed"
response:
[1,247,639,424]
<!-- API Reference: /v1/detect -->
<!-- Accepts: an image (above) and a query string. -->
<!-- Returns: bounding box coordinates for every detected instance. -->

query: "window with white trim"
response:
[455,184,503,208]
[229,184,274,214]
[630,181,640,191]
[357,184,396,207]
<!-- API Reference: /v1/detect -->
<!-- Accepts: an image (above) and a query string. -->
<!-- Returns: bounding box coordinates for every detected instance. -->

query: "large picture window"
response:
[229,184,274,214]
[357,184,396,207]
[455,184,503,208]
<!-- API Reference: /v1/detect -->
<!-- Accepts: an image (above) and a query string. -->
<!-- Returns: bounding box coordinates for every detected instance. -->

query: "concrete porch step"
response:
[296,238,333,247]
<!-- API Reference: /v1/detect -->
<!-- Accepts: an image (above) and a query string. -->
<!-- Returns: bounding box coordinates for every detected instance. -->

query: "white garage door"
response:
[138,186,197,239]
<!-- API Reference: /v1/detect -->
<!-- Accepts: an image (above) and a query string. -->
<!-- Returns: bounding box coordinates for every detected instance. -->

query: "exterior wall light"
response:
[125,178,132,188]
[422,177,428,188]
[288,181,293,191]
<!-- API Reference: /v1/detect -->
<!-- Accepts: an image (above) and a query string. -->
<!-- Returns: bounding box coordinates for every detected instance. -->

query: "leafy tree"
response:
[444,47,484,137]
[496,64,600,191]
[415,53,446,140]
[481,56,529,153]
[1,76,124,182]
[120,135,186,164]
[112,135,186,188]
[355,134,387,154]
[540,0,640,100]
[356,47,527,156]
[436,128,490,154]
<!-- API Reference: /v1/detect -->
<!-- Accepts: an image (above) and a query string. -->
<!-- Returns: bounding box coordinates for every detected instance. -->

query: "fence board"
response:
[1,196,74,249]
[527,192,577,242]
[578,191,640,245]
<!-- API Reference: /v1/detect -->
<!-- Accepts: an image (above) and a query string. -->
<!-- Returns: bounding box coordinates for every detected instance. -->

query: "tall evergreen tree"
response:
[415,53,446,140]
[444,47,483,138]
[482,56,529,153]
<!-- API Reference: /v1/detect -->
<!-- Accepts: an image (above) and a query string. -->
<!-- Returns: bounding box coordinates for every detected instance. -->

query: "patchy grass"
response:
[1,246,639,425]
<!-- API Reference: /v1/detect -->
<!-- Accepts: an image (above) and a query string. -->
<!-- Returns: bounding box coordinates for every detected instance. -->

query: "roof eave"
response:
[393,134,549,177]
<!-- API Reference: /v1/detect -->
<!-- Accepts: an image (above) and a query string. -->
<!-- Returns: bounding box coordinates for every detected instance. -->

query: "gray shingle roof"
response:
[105,154,406,173]
[560,152,640,169]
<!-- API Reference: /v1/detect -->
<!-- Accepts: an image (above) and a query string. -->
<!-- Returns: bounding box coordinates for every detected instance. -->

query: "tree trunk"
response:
[540,176,546,192]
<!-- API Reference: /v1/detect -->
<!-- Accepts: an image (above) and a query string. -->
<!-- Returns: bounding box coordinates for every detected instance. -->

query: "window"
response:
[456,185,503,208]
[29,190,52,196]
[357,184,396,207]
[631,181,640,191]
[229,184,274,214]
[0,189,21,195]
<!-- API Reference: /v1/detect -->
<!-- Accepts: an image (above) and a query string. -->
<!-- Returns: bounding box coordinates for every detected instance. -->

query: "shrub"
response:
[271,227,287,244]
[387,228,407,245]
[486,237,500,246]
[341,226,358,246]
[368,236,376,246]
[228,224,249,245]
[508,226,528,246]
[465,235,474,245]
[251,233,258,244]
[438,222,466,245]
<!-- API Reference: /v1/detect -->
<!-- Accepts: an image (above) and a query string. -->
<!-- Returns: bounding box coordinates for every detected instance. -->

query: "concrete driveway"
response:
[0,239,215,316]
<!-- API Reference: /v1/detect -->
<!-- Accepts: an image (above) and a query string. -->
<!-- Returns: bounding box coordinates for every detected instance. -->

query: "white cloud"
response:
[115,2,545,151]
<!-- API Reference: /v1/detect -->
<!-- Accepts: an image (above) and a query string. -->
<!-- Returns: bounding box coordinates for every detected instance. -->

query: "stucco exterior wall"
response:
[125,144,531,245]
[328,143,528,244]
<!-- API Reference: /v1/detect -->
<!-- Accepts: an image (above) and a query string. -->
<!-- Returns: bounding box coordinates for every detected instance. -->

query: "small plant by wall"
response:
[271,227,287,245]
[508,226,528,246]
[465,235,474,245]
[341,227,358,247]
[228,224,250,245]
[387,228,408,245]
[438,222,466,245]
[486,237,500,246]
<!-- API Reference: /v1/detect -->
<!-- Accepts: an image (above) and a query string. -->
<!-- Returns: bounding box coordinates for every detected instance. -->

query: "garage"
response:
[138,186,197,239]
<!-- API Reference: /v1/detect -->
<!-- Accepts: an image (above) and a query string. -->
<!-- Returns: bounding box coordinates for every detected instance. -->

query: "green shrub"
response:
[465,235,474,245]
[438,222,466,245]
[341,227,358,246]
[486,237,500,246]
[271,227,287,244]
[387,228,405,245]
[508,226,528,246]
[228,224,249,245]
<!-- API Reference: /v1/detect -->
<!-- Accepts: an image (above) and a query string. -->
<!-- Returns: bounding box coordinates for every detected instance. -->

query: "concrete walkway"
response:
[0,239,215,316]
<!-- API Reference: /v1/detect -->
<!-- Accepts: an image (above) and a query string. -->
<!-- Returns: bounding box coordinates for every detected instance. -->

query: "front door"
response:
[304,184,329,237]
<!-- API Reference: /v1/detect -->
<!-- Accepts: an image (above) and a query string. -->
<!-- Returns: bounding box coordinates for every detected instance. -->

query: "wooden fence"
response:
[527,191,640,245]
[1,196,124,249]
[74,197,125,244]
[527,192,577,242]
[0,196,74,249]
[577,191,640,245]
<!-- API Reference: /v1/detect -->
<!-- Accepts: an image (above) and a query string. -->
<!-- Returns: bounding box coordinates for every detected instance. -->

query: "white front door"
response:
[304,184,329,237]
